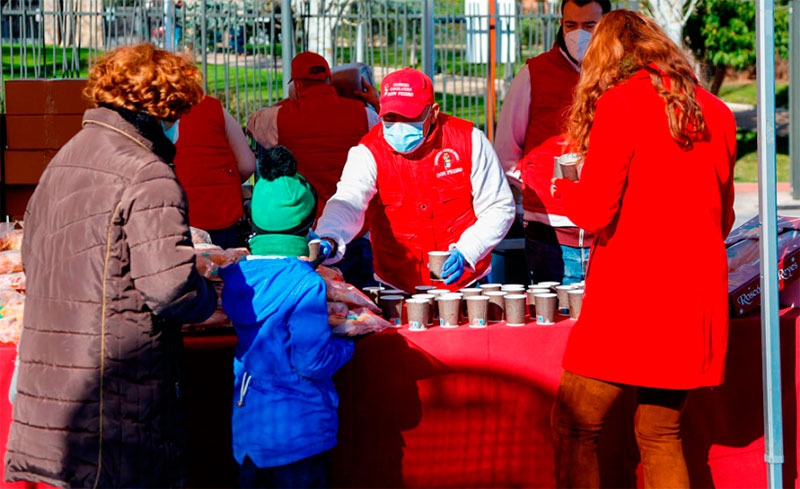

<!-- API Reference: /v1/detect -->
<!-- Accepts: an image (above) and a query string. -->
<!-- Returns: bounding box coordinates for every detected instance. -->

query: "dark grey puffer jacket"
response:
[4,107,217,488]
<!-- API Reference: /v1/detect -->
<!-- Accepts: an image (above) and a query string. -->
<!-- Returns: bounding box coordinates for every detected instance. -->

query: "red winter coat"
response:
[554,70,737,389]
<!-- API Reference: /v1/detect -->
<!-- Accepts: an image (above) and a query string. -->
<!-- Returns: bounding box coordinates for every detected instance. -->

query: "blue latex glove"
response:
[307,229,320,242]
[441,248,466,285]
[318,238,335,261]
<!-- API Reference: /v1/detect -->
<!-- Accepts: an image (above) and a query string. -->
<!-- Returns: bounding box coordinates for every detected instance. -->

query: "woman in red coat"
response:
[549,10,737,488]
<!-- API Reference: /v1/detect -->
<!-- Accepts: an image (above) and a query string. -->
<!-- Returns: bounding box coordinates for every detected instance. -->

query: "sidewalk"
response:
[734,182,800,229]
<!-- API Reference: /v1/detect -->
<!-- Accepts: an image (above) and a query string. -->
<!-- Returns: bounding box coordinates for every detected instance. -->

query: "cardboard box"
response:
[3,149,57,184]
[727,215,800,317]
[4,79,91,115]
[5,114,83,149]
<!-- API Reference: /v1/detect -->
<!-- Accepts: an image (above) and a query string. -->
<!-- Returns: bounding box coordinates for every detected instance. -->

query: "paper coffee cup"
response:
[484,291,507,323]
[429,251,449,281]
[379,294,404,327]
[535,281,560,292]
[459,287,482,315]
[555,285,574,316]
[555,153,581,182]
[534,293,557,325]
[411,293,435,325]
[437,293,461,328]
[414,285,437,294]
[479,283,503,292]
[406,298,430,331]
[526,290,538,319]
[380,288,406,298]
[362,285,385,305]
[307,239,320,261]
[568,289,584,320]
[466,295,490,328]
[428,289,450,322]
[504,294,527,326]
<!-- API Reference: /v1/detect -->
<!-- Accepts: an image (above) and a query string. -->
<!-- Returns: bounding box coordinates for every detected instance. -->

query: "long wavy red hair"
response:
[84,43,204,121]
[565,10,705,154]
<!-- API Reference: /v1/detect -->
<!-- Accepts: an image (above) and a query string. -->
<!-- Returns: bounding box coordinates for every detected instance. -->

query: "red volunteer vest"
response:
[522,47,580,154]
[362,114,491,293]
[174,96,243,230]
[277,84,369,220]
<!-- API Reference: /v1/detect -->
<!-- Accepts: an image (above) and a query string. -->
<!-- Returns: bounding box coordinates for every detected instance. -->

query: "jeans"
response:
[335,237,378,289]
[551,371,689,489]
[238,452,330,489]
[524,235,588,285]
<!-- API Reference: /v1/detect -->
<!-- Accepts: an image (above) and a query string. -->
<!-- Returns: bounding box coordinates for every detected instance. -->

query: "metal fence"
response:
[0,0,635,135]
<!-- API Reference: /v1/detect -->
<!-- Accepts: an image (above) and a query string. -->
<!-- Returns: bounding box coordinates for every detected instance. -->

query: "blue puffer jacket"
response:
[220,257,355,468]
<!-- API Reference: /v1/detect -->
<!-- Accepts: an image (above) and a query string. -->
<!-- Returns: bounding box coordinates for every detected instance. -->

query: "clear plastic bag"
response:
[331,307,392,336]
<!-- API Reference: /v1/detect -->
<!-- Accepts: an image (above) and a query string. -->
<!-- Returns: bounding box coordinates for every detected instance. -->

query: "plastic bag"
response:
[332,307,392,336]
[323,278,380,313]
[0,250,23,275]
[0,271,26,292]
[190,227,213,245]
[328,301,350,326]
[195,246,250,281]
[0,291,24,345]
[0,222,24,251]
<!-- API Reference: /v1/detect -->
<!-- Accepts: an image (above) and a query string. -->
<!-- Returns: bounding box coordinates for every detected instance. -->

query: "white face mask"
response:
[564,29,593,64]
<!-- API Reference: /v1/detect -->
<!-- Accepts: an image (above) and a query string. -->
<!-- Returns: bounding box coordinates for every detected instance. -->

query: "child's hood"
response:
[218,257,315,324]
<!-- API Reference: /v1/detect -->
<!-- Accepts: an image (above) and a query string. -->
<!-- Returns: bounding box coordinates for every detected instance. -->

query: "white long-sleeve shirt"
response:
[315,127,515,284]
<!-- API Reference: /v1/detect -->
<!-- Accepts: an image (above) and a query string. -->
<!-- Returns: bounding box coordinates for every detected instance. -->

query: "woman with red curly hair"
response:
[5,43,217,488]
[549,10,737,488]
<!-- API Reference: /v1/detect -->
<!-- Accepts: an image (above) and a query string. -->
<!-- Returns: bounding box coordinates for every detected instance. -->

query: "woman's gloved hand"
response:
[442,249,466,285]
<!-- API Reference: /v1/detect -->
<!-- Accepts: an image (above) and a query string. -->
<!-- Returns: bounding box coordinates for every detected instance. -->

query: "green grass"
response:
[718,81,789,108]
[733,128,791,183]
[719,81,791,183]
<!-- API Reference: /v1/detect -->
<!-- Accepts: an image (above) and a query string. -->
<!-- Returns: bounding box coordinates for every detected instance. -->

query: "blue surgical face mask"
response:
[161,120,180,144]
[383,119,426,153]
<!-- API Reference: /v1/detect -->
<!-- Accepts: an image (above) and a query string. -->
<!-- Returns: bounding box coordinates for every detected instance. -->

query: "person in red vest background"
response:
[494,0,610,285]
[173,95,256,248]
[246,51,380,288]
[314,67,515,294]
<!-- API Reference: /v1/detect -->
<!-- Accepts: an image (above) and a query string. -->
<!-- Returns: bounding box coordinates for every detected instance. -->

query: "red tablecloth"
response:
[1,311,799,488]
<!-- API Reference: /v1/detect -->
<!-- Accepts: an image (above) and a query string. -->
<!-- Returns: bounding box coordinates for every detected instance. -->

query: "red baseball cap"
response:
[290,52,331,81]
[379,67,435,119]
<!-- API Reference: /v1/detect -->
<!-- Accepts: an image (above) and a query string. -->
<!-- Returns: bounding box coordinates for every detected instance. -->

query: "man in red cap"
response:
[314,67,515,294]
[246,51,380,288]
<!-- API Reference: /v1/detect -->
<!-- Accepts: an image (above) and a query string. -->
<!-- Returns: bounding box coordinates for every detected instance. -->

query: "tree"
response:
[642,0,702,47]
[295,0,356,64]
[684,0,789,94]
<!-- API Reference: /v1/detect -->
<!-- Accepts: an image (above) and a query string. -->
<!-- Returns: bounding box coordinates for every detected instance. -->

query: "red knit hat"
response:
[379,67,435,119]
[290,52,331,81]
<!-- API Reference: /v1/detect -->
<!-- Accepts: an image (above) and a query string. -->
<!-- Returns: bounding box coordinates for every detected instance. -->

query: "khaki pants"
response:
[551,370,689,489]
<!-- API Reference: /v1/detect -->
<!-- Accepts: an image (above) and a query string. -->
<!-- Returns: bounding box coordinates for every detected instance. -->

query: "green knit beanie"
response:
[248,146,318,256]
[251,174,316,233]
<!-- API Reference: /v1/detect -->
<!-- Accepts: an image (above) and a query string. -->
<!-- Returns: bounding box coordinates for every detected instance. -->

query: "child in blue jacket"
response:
[220,146,355,489]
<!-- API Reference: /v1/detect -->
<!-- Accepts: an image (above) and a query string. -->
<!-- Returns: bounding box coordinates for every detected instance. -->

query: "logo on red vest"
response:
[435,148,463,178]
